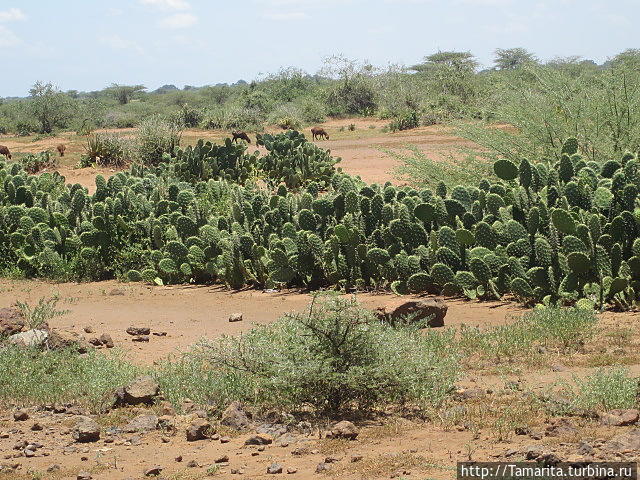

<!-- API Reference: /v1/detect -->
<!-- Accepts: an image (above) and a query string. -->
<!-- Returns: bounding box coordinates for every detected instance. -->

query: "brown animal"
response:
[0,145,11,160]
[232,131,251,144]
[311,127,329,140]
[56,144,66,157]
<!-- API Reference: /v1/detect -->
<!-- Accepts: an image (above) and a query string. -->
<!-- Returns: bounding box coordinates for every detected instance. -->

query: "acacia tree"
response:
[494,48,537,70]
[105,83,146,105]
[412,51,478,102]
[26,81,74,134]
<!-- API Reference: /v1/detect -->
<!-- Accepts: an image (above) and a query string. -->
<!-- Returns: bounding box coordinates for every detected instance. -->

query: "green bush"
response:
[0,347,139,412]
[557,368,639,413]
[389,111,419,132]
[157,296,459,414]
[83,133,133,167]
[136,116,182,165]
[20,151,57,174]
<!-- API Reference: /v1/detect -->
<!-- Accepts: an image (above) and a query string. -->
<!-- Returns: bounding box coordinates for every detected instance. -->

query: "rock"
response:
[83,326,94,334]
[287,467,297,474]
[47,464,61,472]
[159,401,176,416]
[374,298,447,327]
[455,387,485,400]
[126,326,150,336]
[221,401,252,430]
[220,436,231,443]
[186,418,211,441]
[47,329,90,353]
[545,418,577,437]
[13,410,29,421]
[144,466,162,476]
[114,376,160,406]
[551,364,568,372]
[525,445,544,460]
[606,429,640,452]
[0,308,25,336]
[152,331,167,336]
[175,455,183,462]
[316,462,331,473]
[8,329,48,347]
[257,423,288,438]
[267,463,283,474]
[99,333,114,348]
[324,456,340,463]
[539,452,562,466]
[109,288,125,296]
[158,415,175,431]
[123,414,159,433]
[215,455,229,463]
[229,313,243,322]
[600,409,639,427]
[132,335,150,342]
[88,337,102,346]
[245,433,273,445]
[31,422,43,431]
[350,454,363,463]
[326,421,358,440]
[73,416,100,443]
[77,472,92,480]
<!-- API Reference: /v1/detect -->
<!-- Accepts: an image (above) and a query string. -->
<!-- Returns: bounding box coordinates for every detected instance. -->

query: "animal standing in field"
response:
[0,145,11,159]
[311,127,329,140]
[232,131,251,144]
[56,144,66,157]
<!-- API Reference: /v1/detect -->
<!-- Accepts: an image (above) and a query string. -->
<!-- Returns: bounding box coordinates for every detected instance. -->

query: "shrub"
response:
[15,296,69,330]
[557,368,639,413]
[172,103,202,128]
[459,307,597,361]
[299,98,327,123]
[20,150,58,174]
[201,106,262,131]
[389,110,419,132]
[267,104,303,130]
[83,133,133,167]
[157,296,459,414]
[0,347,139,412]
[136,116,182,165]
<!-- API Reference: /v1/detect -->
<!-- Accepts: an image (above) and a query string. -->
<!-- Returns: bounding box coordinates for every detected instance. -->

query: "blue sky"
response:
[0,0,638,97]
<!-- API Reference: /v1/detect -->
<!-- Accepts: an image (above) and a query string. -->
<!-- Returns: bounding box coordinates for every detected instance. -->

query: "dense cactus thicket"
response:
[1,132,639,310]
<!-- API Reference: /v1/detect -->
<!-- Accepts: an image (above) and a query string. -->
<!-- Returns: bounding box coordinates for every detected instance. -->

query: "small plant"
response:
[158,296,459,414]
[83,133,132,167]
[389,110,419,132]
[20,151,57,174]
[348,123,356,131]
[555,368,639,414]
[15,296,70,330]
[136,116,182,165]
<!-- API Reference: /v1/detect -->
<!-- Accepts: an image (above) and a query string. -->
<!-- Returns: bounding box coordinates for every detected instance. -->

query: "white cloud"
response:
[263,12,308,20]
[158,12,198,29]
[0,7,26,22]
[99,34,145,54]
[140,0,190,10]
[0,25,20,47]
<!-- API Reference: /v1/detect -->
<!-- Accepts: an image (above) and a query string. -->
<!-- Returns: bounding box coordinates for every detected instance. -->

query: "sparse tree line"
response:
[0,49,638,153]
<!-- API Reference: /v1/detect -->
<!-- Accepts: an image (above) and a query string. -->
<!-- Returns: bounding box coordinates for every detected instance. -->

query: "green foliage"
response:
[0,346,139,412]
[158,297,459,414]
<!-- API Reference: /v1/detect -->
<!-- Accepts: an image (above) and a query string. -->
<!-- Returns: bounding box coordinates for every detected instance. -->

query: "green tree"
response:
[105,83,146,105]
[322,55,377,115]
[412,51,478,102]
[493,47,537,70]
[26,81,74,134]
[610,49,640,71]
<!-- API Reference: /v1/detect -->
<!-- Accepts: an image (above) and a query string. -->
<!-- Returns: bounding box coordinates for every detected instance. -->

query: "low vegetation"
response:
[158,296,459,415]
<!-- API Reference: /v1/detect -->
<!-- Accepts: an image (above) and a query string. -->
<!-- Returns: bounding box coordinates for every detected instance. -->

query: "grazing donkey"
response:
[232,131,251,144]
[56,144,66,157]
[310,127,329,140]
[0,145,11,159]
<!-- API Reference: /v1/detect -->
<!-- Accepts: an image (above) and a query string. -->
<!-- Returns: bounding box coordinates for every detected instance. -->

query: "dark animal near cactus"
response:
[311,127,329,141]
[0,145,11,159]
[232,131,251,144]
[56,144,66,157]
